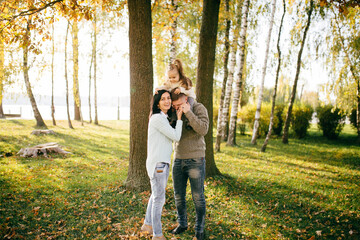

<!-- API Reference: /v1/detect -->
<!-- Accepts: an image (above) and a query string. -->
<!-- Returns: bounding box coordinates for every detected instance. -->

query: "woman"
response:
[141,90,183,240]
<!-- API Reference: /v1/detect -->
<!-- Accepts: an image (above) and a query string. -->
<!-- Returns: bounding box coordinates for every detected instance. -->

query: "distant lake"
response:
[3,105,130,121]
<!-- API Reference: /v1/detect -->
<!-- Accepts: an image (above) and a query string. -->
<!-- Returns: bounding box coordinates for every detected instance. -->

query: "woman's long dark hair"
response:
[150,90,176,128]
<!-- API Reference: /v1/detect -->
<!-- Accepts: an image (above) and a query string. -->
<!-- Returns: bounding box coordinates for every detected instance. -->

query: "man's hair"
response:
[170,89,187,101]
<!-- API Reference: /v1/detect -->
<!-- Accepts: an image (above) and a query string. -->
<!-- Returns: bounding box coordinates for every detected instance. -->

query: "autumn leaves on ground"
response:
[0,120,359,239]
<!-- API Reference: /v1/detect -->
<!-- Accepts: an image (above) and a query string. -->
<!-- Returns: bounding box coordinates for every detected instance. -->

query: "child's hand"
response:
[154,88,159,94]
[174,88,181,94]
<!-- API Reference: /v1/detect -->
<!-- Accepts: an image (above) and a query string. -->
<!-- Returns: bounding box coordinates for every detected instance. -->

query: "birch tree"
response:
[0,38,4,119]
[51,20,56,125]
[23,20,47,128]
[93,15,99,125]
[251,0,277,145]
[65,21,73,129]
[196,0,221,177]
[72,20,83,124]
[220,0,243,143]
[261,0,286,152]
[227,0,250,146]
[282,0,314,144]
[215,0,231,152]
[169,0,178,63]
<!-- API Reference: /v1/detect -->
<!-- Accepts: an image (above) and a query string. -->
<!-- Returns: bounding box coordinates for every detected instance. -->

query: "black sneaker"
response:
[170,225,188,235]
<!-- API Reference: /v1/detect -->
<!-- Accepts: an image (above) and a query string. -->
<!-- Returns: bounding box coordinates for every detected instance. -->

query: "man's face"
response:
[172,96,187,110]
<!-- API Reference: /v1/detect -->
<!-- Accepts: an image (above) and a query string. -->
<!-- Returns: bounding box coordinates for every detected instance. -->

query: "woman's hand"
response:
[176,107,183,120]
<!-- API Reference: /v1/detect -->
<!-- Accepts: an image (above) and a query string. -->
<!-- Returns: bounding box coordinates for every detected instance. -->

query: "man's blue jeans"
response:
[172,157,206,233]
[144,162,169,237]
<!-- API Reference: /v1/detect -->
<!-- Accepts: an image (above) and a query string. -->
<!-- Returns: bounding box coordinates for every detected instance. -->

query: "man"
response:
[170,90,209,240]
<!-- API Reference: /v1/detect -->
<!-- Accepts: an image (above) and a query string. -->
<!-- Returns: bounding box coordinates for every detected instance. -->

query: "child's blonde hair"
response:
[169,59,192,90]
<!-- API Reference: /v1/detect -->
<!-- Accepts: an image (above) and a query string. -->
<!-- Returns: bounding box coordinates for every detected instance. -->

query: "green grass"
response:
[0,120,359,239]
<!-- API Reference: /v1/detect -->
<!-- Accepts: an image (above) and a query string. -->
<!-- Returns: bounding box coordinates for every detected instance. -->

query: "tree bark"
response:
[51,20,56,125]
[89,33,93,124]
[215,0,231,152]
[125,0,153,191]
[169,0,178,63]
[227,0,250,146]
[23,21,47,128]
[93,15,99,125]
[65,21,73,129]
[261,0,286,152]
[282,0,314,144]
[0,39,5,119]
[251,0,277,145]
[221,0,243,142]
[196,0,221,177]
[72,20,83,124]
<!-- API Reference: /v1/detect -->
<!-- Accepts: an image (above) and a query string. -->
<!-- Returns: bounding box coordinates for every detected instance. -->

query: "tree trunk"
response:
[65,21,73,129]
[72,20,82,124]
[23,22,47,128]
[282,0,314,144]
[125,0,153,191]
[51,20,56,126]
[227,0,250,146]
[221,0,243,142]
[215,0,231,152]
[93,15,99,125]
[261,0,286,152]
[196,0,221,177]
[251,0,277,145]
[89,34,93,124]
[169,0,178,63]
[0,38,5,119]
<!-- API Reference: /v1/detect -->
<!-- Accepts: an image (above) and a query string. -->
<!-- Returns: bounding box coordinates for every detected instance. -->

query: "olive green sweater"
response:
[174,101,209,159]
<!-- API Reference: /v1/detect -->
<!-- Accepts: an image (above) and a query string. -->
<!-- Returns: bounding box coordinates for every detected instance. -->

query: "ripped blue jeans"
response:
[144,162,170,237]
[172,157,206,233]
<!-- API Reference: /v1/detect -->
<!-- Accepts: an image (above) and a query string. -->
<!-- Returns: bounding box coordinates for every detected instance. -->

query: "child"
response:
[156,59,195,129]
[156,59,195,106]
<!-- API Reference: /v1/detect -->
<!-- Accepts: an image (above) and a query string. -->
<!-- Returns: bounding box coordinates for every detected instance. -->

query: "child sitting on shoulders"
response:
[156,59,195,129]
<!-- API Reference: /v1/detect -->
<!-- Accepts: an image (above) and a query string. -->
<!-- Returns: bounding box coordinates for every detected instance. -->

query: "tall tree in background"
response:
[0,38,4,119]
[125,0,153,191]
[65,21,73,129]
[23,20,47,128]
[227,0,250,146]
[328,5,360,141]
[88,32,93,124]
[93,15,99,125]
[169,0,178,63]
[251,0,277,145]
[261,0,286,152]
[196,0,221,177]
[51,20,56,125]
[221,0,243,142]
[215,0,231,152]
[282,0,314,144]
[72,20,83,123]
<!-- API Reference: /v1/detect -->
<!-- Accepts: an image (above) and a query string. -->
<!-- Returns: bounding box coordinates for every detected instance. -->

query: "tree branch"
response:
[0,0,63,22]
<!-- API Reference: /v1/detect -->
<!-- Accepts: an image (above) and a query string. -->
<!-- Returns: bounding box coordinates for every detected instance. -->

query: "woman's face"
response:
[158,92,172,113]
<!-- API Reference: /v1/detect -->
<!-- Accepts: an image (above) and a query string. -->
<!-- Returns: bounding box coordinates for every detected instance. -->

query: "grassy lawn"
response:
[0,120,359,239]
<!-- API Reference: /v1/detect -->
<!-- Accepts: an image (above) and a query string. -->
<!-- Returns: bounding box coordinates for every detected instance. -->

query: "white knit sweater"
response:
[146,112,183,178]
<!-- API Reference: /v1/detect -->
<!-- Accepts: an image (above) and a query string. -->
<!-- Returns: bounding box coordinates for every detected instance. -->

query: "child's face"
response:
[168,69,180,83]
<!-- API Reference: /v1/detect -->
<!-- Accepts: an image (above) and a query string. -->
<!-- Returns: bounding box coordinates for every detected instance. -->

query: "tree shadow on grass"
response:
[206,174,359,239]
[8,119,26,126]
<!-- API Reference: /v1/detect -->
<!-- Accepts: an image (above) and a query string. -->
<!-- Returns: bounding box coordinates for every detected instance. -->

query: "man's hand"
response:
[176,108,183,120]
[181,102,191,113]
